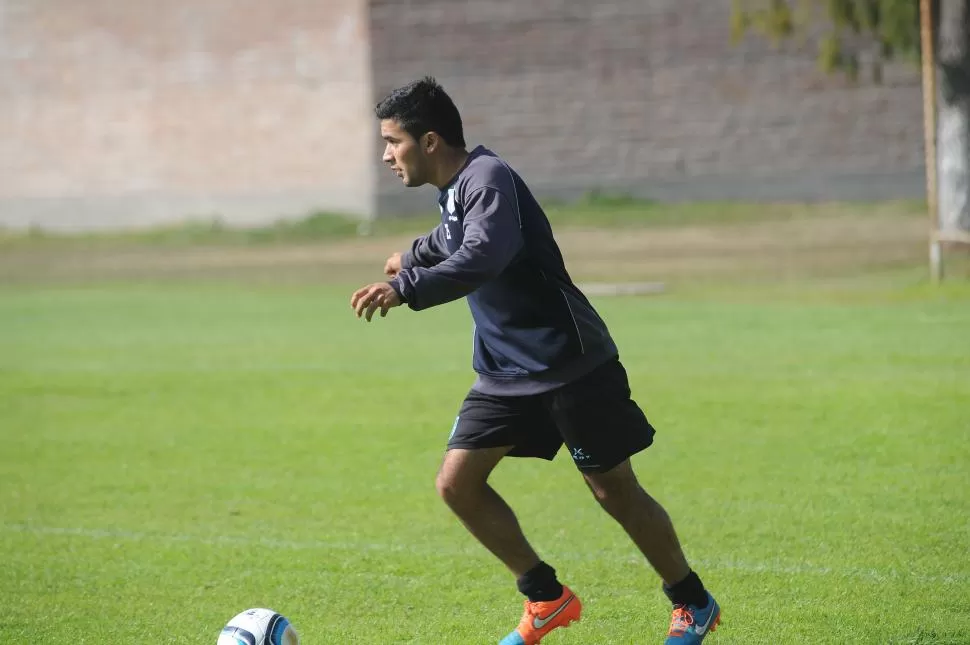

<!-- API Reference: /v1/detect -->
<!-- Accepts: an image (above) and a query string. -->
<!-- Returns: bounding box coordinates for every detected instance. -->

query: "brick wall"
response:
[369,0,926,214]
[0,0,373,230]
[0,0,927,231]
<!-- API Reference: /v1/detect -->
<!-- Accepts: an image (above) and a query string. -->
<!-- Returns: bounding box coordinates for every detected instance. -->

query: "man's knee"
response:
[435,447,508,510]
[435,467,474,508]
[584,460,642,516]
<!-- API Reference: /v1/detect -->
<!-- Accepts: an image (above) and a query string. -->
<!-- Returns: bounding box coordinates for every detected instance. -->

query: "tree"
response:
[936,0,970,236]
[732,0,970,241]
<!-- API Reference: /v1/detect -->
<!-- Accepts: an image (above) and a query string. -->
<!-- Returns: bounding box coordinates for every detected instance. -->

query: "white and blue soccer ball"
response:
[217,608,300,645]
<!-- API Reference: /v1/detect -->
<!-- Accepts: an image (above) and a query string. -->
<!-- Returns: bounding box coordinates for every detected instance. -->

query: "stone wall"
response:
[0,0,926,230]
[369,0,925,214]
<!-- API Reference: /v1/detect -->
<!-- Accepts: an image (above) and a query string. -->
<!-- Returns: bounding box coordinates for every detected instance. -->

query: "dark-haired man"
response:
[351,77,721,645]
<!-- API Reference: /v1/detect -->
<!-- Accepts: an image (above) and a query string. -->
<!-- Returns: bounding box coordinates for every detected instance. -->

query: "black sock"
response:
[517,561,564,602]
[662,570,709,608]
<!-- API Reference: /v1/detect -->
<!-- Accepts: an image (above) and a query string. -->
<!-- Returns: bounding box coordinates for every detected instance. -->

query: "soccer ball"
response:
[217,608,300,645]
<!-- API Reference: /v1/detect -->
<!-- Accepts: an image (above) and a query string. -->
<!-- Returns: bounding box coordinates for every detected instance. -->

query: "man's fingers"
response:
[350,287,369,309]
[380,296,394,317]
[354,287,376,318]
[384,253,402,278]
[364,295,383,322]
[352,284,396,321]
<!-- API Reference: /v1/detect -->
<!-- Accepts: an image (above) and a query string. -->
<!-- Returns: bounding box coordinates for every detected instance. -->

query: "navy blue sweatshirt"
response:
[391,146,617,395]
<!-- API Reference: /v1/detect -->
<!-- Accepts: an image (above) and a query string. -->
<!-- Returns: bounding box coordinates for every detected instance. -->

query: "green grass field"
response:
[2,203,969,644]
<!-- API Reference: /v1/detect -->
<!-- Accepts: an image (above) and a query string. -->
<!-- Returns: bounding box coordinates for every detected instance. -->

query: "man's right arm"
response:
[402,225,452,270]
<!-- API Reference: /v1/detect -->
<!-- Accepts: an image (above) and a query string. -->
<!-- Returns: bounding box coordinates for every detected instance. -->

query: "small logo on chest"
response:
[441,188,458,240]
[446,188,456,215]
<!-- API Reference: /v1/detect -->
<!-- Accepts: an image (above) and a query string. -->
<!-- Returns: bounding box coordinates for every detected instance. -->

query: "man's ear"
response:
[422,131,440,154]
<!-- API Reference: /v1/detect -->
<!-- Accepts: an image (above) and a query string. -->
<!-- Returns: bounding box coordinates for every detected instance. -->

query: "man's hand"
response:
[350,282,402,322]
[384,252,403,278]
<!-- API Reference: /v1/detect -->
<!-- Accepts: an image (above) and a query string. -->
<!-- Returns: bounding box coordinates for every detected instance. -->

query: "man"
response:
[351,77,721,645]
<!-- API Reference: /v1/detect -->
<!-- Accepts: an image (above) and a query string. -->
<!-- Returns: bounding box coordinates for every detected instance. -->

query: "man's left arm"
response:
[390,186,523,311]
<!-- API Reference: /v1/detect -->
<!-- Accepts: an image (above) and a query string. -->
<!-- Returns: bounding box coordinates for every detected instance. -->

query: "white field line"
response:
[5,523,966,586]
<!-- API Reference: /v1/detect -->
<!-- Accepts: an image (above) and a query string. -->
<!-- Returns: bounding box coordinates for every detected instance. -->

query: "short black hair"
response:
[375,76,466,148]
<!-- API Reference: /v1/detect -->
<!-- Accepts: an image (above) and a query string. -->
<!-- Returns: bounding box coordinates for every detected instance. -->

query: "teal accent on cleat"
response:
[498,630,526,645]
[664,592,721,644]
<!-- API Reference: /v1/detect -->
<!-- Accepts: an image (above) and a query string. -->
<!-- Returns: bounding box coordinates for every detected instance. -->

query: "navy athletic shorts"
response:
[447,357,656,473]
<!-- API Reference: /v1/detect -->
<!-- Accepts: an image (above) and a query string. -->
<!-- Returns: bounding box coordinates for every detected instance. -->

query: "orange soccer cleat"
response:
[498,585,582,645]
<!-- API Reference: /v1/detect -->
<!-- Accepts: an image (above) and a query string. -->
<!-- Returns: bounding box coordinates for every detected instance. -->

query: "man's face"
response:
[380,119,428,187]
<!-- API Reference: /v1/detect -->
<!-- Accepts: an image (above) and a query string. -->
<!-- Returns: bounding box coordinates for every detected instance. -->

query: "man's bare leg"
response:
[435,446,540,577]
[583,459,691,585]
